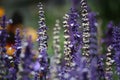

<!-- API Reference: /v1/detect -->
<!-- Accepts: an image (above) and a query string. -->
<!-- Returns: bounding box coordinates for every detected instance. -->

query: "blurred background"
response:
[0,0,120,55]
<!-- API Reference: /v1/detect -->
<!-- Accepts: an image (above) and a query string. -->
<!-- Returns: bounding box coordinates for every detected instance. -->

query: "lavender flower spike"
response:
[14,28,22,56]
[105,45,114,80]
[88,12,99,80]
[50,20,61,80]
[80,0,90,62]
[37,2,49,80]
[10,28,22,80]
[14,29,22,63]
[0,16,10,79]
[96,55,106,80]
[103,21,113,46]
[18,36,36,80]
[68,7,82,57]
[63,14,73,68]
[53,20,61,61]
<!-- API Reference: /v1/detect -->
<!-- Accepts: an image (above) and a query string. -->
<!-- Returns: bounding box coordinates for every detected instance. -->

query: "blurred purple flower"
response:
[8,28,22,80]
[113,26,120,79]
[0,16,10,79]
[18,36,40,80]
[103,21,114,46]
[97,55,106,80]
[88,12,99,80]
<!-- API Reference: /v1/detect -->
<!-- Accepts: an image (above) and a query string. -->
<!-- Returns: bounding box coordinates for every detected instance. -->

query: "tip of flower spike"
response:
[38,2,42,5]
[37,2,43,8]
[63,14,69,19]
[107,21,114,28]
[0,15,11,28]
[71,0,80,8]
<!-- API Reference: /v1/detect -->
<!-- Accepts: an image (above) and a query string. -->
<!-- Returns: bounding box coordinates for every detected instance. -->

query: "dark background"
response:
[0,0,120,54]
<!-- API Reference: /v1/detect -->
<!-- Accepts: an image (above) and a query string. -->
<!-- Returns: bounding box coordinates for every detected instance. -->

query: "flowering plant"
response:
[0,0,120,80]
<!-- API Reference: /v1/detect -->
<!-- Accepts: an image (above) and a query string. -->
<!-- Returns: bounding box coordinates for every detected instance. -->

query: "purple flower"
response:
[88,12,98,56]
[0,16,6,28]
[7,28,22,80]
[68,8,82,71]
[0,16,10,79]
[69,8,81,53]
[62,11,82,79]
[97,55,106,80]
[80,58,90,80]
[88,12,98,52]
[103,21,114,46]
[88,12,100,80]
[14,28,22,53]
[18,36,40,80]
[113,26,120,79]
[71,0,80,10]
[37,2,49,79]
[14,28,22,64]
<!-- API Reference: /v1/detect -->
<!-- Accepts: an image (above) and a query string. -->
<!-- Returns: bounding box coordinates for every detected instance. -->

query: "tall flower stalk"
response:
[105,45,114,80]
[37,2,49,80]
[0,16,10,79]
[68,7,82,62]
[53,20,61,64]
[88,12,98,57]
[63,14,72,69]
[80,0,90,62]
[103,22,113,46]
[71,0,80,9]
[18,37,37,80]
[88,12,99,80]
[50,20,61,80]
[62,12,80,80]
[8,28,22,80]
[14,28,22,58]
[61,1,83,79]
